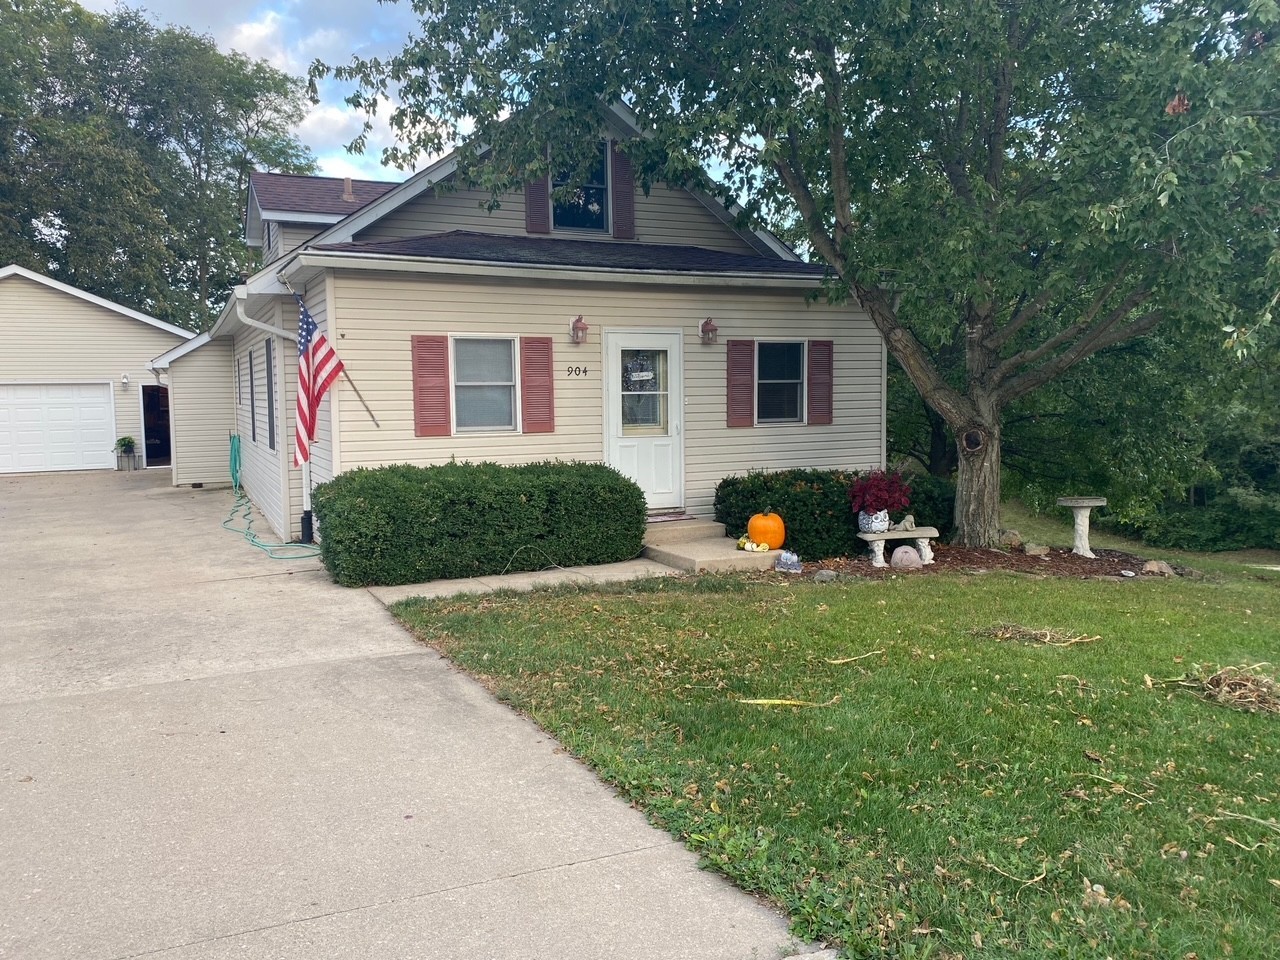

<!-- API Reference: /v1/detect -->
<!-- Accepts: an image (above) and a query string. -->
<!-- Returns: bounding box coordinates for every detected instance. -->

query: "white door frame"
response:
[603,329,684,511]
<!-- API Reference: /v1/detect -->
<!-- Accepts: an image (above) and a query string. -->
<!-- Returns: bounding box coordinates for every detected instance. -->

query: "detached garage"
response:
[0,265,193,474]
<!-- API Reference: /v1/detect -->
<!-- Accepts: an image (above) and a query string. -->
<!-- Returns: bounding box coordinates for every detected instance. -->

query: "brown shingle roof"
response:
[249,171,398,218]
[313,231,826,277]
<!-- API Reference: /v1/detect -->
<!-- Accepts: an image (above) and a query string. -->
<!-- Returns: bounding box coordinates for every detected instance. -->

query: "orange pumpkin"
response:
[747,510,786,550]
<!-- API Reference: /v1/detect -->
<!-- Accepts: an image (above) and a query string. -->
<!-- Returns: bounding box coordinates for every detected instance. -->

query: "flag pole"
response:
[300,461,313,544]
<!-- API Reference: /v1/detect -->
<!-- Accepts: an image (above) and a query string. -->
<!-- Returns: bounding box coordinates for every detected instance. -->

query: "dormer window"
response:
[552,142,609,232]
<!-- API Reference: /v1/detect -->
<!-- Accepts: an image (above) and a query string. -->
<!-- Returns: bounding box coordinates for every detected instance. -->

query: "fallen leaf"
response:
[1084,750,1103,764]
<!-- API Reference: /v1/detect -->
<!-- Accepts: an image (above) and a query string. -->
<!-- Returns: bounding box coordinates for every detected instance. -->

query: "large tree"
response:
[321,0,1279,544]
[0,0,316,329]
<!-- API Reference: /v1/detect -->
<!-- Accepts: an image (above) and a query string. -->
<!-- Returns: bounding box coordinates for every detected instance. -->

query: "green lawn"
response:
[393,523,1280,959]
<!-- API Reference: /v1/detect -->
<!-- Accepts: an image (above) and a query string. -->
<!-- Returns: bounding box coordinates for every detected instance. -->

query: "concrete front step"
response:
[643,518,726,547]
[643,537,778,573]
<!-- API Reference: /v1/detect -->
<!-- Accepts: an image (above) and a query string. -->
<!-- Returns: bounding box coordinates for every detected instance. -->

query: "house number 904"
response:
[566,366,589,377]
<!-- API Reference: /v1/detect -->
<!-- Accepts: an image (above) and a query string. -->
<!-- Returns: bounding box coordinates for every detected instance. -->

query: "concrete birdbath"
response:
[1057,496,1107,558]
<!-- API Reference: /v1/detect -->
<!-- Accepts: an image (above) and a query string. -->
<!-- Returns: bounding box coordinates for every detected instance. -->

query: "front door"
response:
[605,331,683,511]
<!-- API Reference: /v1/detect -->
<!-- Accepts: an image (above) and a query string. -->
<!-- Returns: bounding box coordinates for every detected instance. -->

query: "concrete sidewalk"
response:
[1,471,812,960]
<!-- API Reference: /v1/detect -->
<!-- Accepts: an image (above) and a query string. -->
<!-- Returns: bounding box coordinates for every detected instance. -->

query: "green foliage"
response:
[0,0,315,330]
[903,474,956,541]
[312,461,647,587]
[1126,502,1280,552]
[714,469,860,560]
[322,0,1280,546]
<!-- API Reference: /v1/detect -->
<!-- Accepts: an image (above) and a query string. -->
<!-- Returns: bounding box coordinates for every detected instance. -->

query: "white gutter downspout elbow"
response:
[235,285,298,342]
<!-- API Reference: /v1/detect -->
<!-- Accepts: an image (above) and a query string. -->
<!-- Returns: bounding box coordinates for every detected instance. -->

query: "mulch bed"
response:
[801,545,1192,580]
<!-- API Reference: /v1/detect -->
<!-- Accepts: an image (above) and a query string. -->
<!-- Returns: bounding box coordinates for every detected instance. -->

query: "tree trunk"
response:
[927,408,957,477]
[952,404,1002,547]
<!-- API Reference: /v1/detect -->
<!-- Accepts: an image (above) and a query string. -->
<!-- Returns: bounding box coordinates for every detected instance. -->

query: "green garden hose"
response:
[221,433,322,560]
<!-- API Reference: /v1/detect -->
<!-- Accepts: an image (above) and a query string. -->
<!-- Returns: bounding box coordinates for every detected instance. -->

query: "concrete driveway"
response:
[0,471,803,960]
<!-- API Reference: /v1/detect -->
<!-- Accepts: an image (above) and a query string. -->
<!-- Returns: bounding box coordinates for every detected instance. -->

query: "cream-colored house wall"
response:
[167,339,235,486]
[232,307,292,539]
[0,273,186,457]
[328,271,882,518]
[356,182,759,255]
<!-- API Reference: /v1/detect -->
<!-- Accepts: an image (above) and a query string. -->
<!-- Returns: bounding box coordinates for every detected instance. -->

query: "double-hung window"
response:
[453,338,516,431]
[412,334,555,437]
[756,342,805,423]
[726,338,834,427]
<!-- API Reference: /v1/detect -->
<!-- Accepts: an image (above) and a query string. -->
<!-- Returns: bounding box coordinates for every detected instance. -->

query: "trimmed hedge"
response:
[312,461,647,587]
[714,468,957,560]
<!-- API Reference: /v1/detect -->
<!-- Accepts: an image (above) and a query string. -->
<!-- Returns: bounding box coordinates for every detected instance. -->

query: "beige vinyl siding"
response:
[0,274,186,456]
[330,272,882,518]
[167,339,235,486]
[356,182,759,255]
[281,223,322,258]
[232,307,292,540]
[262,222,327,264]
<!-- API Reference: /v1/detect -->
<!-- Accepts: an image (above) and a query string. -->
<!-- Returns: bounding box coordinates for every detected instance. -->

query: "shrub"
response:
[1128,502,1280,552]
[906,474,957,541]
[312,461,647,586]
[714,469,860,560]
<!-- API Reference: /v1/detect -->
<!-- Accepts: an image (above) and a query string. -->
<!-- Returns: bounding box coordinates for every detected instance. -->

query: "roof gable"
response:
[297,104,799,261]
[0,265,194,340]
[245,172,398,246]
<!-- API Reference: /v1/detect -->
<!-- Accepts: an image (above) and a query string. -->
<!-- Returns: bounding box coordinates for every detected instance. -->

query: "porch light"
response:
[699,317,719,345]
[569,314,590,344]
[120,373,130,389]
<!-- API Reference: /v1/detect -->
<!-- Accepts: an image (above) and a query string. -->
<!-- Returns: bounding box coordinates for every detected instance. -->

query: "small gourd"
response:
[747,510,785,550]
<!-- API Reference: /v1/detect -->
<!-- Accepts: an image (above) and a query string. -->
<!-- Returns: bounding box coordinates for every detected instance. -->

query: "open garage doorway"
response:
[141,384,172,467]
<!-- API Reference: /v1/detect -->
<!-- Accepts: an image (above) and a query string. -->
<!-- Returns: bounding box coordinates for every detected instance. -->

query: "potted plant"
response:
[848,470,911,533]
[115,436,137,456]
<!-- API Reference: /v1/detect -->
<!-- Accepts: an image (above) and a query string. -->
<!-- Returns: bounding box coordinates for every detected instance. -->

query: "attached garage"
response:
[0,265,193,474]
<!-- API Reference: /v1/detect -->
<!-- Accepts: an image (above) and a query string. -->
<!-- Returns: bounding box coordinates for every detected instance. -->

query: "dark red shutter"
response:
[411,335,450,437]
[610,140,636,240]
[726,339,755,427]
[519,336,555,433]
[525,175,550,234]
[807,340,834,425]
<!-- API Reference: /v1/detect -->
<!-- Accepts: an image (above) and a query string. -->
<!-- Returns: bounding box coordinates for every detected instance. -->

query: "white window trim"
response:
[552,141,611,235]
[449,335,522,435]
[755,339,808,426]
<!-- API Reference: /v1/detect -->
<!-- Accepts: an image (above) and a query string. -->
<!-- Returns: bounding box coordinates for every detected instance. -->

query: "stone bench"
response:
[856,527,940,568]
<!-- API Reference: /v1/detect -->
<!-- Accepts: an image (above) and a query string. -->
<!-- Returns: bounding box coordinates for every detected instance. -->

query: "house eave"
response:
[287,250,826,289]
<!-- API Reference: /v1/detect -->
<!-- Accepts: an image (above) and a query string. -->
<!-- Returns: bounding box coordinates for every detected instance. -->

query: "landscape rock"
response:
[1024,543,1051,557]
[999,528,1024,550]
[890,546,924,570]
[1142,560,1177,577]
[813,569,838,583]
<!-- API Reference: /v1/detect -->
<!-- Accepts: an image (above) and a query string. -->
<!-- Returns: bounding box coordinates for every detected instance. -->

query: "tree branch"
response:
[986,286,1055,350]
[772,131,840,267]
[814,37,853,242]
[992,264,1136,385]
[999,309,1162,406]
[985,11,1022,193]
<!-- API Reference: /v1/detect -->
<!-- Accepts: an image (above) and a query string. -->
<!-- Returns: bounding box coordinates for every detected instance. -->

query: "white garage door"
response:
[0,383,115,473]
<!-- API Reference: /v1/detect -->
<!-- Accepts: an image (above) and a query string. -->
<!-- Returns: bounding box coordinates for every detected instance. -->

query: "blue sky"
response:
[79,0,424,180]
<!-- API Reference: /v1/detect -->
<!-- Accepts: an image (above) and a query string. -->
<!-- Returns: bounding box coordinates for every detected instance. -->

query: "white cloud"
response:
[79,0,426,178]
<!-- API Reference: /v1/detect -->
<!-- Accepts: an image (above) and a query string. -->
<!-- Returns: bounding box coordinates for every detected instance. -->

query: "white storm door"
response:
[605,331,683,510]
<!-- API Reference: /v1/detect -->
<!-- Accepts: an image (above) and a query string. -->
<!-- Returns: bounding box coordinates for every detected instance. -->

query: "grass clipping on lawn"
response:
[1150,663,1280,714]
[979,623,1102,647]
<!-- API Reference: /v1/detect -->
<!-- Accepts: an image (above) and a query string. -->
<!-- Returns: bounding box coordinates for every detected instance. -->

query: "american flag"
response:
[294,294,344,467]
